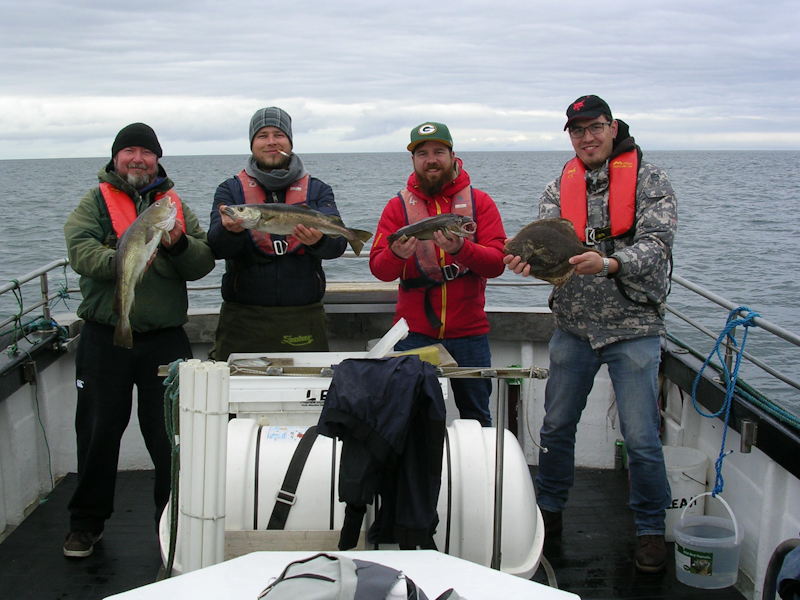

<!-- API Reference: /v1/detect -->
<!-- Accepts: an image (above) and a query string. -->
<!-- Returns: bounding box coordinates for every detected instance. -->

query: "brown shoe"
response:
[63,531,103,558]
[635,534,666,573]
[540,508,562,538]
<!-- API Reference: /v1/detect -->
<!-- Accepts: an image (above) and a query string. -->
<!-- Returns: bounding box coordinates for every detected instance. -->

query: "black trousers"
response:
[67,321,192,534]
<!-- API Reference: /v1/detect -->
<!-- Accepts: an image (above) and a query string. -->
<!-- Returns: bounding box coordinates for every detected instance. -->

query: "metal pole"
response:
[724,327,735,377]
[40,273,51,323]
[491,379,506,570]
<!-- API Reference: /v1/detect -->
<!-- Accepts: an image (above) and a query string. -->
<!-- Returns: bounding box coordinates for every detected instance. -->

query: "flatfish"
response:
[504,217,602,286]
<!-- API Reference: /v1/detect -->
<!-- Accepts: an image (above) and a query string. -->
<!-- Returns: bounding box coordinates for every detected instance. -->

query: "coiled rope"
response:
[690,306,760,496]
[163,359,183,579]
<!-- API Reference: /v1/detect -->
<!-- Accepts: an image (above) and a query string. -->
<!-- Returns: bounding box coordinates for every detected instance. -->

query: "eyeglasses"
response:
[568,121,612,139]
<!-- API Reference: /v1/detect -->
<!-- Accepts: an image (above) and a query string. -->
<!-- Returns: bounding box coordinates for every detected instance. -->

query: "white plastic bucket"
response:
[663,446,707,542]
[673,492,743,589]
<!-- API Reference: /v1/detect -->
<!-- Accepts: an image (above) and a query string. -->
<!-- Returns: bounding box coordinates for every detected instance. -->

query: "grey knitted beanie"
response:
[249,107,293,146]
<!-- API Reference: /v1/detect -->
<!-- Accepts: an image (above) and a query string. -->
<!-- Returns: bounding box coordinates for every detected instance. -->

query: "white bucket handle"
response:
[681,491,741,543]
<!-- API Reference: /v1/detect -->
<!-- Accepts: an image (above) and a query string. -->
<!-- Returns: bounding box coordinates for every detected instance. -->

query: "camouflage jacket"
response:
[540,159,677,349]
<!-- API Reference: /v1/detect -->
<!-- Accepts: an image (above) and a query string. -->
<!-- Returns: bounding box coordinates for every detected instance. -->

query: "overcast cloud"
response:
[1,0,798,158]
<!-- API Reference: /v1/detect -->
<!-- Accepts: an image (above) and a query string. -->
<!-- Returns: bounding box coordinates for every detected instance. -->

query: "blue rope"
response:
[691,306,760,496]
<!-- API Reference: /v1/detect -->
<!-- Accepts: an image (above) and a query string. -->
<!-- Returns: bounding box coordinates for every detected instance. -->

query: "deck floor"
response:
[0,468,749,599]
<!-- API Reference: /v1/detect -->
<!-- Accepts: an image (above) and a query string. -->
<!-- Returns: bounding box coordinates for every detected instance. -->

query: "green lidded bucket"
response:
[673,492,743,589]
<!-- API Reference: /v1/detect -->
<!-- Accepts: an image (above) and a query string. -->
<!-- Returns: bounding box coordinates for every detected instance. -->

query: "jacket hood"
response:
[406,156,471,201]
[610,119,641,162]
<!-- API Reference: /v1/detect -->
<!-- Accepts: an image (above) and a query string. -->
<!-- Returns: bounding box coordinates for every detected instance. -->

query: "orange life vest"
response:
[99,182,186,240]
[398,186,475,283]
[560,150,638,244]
[237,170,310,256]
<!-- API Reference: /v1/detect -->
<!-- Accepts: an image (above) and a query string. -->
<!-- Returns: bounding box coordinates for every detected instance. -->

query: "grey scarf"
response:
[244,153,308,191]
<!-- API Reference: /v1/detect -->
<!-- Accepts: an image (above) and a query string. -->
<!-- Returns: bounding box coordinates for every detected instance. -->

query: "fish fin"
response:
[348,238,365,257]
[546,268,576,287]
[113,317,133,349]
[552,218,581,238]
[354,229,373,242]
[327,213,345,225]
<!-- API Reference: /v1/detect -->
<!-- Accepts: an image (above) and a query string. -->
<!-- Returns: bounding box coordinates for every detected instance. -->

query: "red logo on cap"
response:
[573,100,586,111]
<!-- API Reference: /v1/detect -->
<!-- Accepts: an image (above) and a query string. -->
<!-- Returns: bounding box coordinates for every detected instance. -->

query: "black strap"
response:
[400,267,471,330]
[267,426,319,530]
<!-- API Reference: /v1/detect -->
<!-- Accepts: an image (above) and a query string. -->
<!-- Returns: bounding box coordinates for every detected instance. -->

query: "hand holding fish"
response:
[433,229,465,254]
[292,223,323,246]
[391,236,418,259]
[570,252,618,276]
[503,252,532,277]
[219,205,246,233]
[161,219,185,249]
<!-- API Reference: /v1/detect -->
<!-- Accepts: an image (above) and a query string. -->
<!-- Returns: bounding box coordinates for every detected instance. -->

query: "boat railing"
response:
[2,258,798,402]
[665,274,800,393]
[0,259,70,333]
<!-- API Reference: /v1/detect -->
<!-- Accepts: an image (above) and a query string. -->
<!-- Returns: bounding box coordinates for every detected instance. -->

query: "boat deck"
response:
[528,466,748,599]
[0,468,749,600]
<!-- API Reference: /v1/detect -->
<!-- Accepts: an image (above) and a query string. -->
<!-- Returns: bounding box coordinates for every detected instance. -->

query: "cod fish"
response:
[387,214,476,245]
[504,217,602,286]
[112,197,177,348]
[222,204,373,257]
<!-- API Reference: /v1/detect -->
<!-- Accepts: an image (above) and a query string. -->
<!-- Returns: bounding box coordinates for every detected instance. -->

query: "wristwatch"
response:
[596,257,610,278]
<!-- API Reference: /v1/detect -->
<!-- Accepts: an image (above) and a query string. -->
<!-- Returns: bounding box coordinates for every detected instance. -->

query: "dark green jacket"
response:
[64,162,215,332]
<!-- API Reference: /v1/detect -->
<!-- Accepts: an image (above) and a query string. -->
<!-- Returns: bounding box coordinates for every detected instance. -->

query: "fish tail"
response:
[354,229,373,243]
[348,238,365,257]
[113,317,133,349]
[345,229,373,256]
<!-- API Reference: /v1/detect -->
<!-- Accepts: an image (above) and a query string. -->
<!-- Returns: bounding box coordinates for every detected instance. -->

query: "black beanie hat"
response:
[111,123,163,158]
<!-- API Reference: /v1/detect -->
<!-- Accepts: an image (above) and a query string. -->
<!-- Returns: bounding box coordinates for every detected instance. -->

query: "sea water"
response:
[1,150,799,417]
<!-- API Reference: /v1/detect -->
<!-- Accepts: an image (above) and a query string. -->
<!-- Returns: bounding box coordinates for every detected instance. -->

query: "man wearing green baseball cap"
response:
[370,122,507,426]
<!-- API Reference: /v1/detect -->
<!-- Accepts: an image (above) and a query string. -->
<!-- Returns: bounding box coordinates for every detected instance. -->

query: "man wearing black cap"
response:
[63,123,215,557]
[505,96,677,572]
[370,122,507,426]
[208,107,347,360]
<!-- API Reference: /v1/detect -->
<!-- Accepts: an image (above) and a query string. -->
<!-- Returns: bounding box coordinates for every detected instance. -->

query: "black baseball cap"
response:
[564,95,613,130]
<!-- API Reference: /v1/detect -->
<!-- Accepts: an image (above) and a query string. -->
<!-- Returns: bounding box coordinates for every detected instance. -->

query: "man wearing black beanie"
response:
[62,123,215,558]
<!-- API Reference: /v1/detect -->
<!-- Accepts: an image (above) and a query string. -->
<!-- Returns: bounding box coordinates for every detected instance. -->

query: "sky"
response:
[1,0,798,159]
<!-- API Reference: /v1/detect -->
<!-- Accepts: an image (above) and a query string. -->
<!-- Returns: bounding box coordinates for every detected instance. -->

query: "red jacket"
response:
[369,159,506,338]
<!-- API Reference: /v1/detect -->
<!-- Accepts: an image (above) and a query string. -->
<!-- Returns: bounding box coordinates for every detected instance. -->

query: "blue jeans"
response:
[536,328,671,536]
[394,332,493,426]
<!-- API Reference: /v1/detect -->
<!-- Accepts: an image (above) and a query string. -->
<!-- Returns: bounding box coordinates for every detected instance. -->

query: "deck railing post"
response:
[725,327,736,379]
[492,375,505,571]
[40,273,51,324]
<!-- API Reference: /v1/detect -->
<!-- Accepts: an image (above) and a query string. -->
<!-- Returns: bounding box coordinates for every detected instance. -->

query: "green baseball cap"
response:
[408,122,453,152]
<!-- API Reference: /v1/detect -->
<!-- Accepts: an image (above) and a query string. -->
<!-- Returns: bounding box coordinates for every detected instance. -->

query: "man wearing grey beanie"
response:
[207,107,348,359]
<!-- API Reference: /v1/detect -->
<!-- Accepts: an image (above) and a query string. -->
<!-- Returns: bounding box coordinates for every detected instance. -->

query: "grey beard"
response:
[126,172,151,190]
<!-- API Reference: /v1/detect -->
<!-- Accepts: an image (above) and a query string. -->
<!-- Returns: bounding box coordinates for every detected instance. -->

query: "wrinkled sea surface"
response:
[1,151,798,417]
